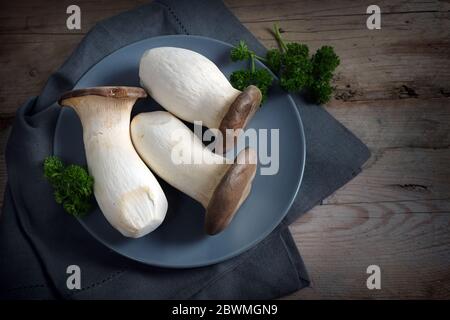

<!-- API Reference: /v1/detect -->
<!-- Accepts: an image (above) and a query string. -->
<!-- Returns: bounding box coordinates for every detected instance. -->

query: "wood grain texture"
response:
[1,1,449,116]
[287,199,450,299]
[325,147,450,204]
[239,13,450,102]
[0,34,83,119]
[328,98,450,150]
[225,0,450,17]
[0,0,449,299]
[0,0,148,34]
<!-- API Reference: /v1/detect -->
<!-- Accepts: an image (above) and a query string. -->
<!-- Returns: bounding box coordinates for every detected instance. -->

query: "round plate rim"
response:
[53,34,306,268]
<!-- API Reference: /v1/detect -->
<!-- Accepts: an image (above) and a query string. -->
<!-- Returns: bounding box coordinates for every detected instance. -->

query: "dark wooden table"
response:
[1,0,449,299]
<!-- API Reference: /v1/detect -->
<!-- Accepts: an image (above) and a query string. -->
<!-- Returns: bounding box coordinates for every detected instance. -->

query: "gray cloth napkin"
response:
[0,0,369,299]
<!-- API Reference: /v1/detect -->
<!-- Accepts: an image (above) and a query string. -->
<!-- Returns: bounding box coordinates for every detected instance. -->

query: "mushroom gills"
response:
[59,86,168,238]
[131,111,258,235]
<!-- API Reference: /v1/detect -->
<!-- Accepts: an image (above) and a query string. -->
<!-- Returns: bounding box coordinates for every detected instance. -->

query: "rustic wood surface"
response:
[0,0,449,299]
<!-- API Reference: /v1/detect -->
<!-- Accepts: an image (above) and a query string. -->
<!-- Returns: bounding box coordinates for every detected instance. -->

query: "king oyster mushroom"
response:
[59,86,168,238]
[131,111,257,235]
[139,47,262,152]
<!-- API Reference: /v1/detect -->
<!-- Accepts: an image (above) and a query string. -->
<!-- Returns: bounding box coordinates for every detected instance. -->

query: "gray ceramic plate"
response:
[54,35,305,268]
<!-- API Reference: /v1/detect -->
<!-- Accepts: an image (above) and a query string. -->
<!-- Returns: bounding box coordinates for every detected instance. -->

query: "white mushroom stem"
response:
[139,47,262,152]
[131,111,257,235]
[59,87,168,238]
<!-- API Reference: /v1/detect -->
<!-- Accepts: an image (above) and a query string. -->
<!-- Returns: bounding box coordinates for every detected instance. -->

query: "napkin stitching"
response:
[156,1,189,35]
[67,270,126,297]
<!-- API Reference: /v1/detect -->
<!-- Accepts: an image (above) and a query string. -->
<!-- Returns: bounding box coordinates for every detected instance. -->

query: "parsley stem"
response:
[273,23,288,52]
[254,54,267,62]
[251,53,256,72]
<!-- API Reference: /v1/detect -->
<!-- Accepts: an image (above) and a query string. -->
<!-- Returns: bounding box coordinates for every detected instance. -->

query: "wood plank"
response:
[323,98,450,205]
[327,98,450,151]
[2,0,448,35]
[287,199,450,299]
[1,3,449,117]
[242,12,450,103]
[225,0,450,19]
[0,0,147,34]
[0,0,147,119]
[3,0,447,35]
[0,34,83,121]
[325,147,450,204]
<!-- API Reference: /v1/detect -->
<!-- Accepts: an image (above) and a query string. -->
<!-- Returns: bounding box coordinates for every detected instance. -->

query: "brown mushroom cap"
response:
[59,86,147,105]
[205,147,257,235]
[218,85,262,153]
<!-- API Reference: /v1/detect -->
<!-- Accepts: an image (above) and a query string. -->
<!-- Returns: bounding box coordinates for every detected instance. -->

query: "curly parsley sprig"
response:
[229,41,273,102]
[44,156,94,217]
[229,24,340,104]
